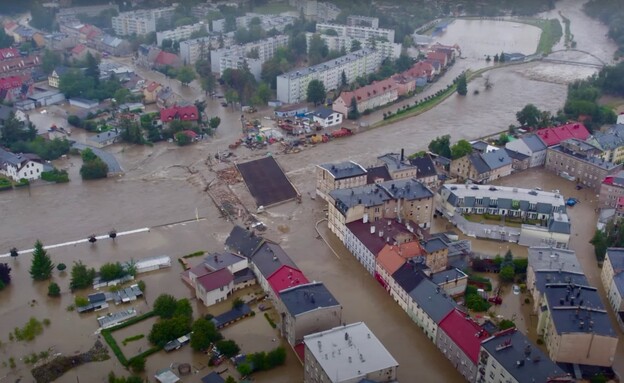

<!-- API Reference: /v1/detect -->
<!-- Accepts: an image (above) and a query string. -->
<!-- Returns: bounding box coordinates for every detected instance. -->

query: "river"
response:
[0,0,620,381]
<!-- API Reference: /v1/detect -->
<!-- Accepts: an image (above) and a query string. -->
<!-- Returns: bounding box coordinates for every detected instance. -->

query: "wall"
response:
[436,328,478,382]
[285,306,343,346]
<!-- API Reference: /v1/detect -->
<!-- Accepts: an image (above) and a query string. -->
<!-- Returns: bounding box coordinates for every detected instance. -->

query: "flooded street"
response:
[1,0,622,381]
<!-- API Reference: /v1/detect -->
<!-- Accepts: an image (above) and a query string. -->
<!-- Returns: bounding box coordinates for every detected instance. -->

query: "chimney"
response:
[370,225,376,234]
[401,148,405,162]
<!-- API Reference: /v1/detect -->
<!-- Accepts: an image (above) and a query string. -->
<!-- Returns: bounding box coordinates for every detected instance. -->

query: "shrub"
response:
[56,263,66,271]
[14,317,44,341]
[264,313,276,328]
[137,280,146,292]
[127,356,145,373]
[41,169,69,183]
[122,334,144,346]
[75,296,89,307]
[47,282,60,297]
[182,251,205,259]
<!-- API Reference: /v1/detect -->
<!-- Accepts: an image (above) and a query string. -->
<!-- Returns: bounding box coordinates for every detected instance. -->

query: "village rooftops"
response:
[267,265,309,295]
[481,329,569,383]
[543,283,615,337]
[89,130,121,144]
[439,308,490,364]
[278,48,377,80]
[319,161,367,180]
[548,214,571,234]
[377,241,426,275]
[225,225,265,258]
[331,178,433,213]
[409,277,457,323]
[339,78,398,104]
[378,152,414,173]
[0,148,39,168]
[442,184,566,210]
[303,322,398,383]
[550,144,618,171]
[468,153,490,175]
[528,247,580,274]
[480,149,512,170]
[346,219,416,256]
[160,105,199,122]
[430,268,467,285]
[280,282,340,316]
[537,123,590,147]
[593,124,624,150]
[312,106,337,119]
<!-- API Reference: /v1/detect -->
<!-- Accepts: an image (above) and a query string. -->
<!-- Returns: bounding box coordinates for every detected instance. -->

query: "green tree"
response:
[200,72,216,95]
[308,34,328,65]
[451,139,473,159]
[516,104,541,127]
[154,294,178,319]
[70,261,97,290]
[456,74,468,96]
[190,318,222,351]
[232,297,244,309]
[254,82,271,105]
[148,316,192,347]
[590,229,608,261]
[30,240,55,281]
[177,66,196,85]
[99,262,126,281]
[498,319,516,330]
[113,88,130,105]
[120,117,144,144]
[47,282,60,297]
[175,132,192,146]
[216,339,240,358]
[0,112,36,147]
[306,79,326,106]
[127,357,145,373]
[174,298,193,322]
[85,52,100,85]
[225,376,237,383]
[266,346,287,367]
[500,265,516,282]
[428,135,451,158]
[237,363,252,377]
[350,39,362,52]
[41,50,61,75]
[0,263,11,286]
[341,70,348,88]
[80,157,108,180]
[225,89,239,107]
[347,96,360,120]
[209,117,221,130]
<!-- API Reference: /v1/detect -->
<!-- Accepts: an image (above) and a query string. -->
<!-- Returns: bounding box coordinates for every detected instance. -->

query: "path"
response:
[72,142,123,174]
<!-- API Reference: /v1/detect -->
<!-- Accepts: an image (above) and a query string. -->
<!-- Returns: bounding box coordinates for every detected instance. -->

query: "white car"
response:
[512,285,520,295]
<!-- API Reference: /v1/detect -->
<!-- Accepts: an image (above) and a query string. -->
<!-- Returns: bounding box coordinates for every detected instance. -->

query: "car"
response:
[221,102,228,107]
[512,285,520,295]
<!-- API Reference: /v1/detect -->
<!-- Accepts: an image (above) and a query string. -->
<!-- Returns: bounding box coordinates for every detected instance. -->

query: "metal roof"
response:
[251,242,296,279]
[319,161,367,180]
[408,277,456,323]
[280,282,340,316]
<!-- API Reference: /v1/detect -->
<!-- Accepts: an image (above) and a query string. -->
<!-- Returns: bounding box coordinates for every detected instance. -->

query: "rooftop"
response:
[549,144,618,171]
[366,165,391,184]
[377,242,425,276]
[346,219,416,256]
[438,309,489,364]
[468,153,490,175]
[430,268,467,285]
[606,248,624,271]
[313,106,338,119]
[303,322,398,383]
[203,252,246,271]
[319,161,367,180]
[160,105,198,122]
[602,170,624,187]
[339,78,398,105]
[378,152,414,173]
[536,123,590,147]
[154,368,180,383]
[408,277,456,323]
[225,225,265,258]
[522,134,548,152]
[592,124,624,150]
[481,329,569,382]
[533,271,587,294]
[528,247,581,274]
[278,48,378,80]
[423,237,448,254]
[211,304,252,328]
[442,184,566,210]
[409,154,438,179]
[280,282,340,316]
[392,261,427,293]
[196,268,233,292]
[267,265,309,295]
[251,242,296,279]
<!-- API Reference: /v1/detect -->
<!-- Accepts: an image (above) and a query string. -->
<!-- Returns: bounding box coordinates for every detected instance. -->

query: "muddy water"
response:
[1,3,621,382]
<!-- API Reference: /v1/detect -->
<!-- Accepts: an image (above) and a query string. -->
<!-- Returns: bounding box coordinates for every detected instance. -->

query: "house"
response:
[422,237,449,273]
[225,225,265,259]
[0,48,19,61]
[504,148,530,171]
[88,130,121,148]
[536,123,590,147]
[0,75,32,103]
[409,154,439,189]
[430,268,468,297]
[311,107,343,128]
[154,50,182,69]
[0,148,44,181]
[160,105,199,125]
[404,61,434,82]
[477,328,572,383]
[451,149,512,183]
[279,282,342,346]
[27,90,65,108]
[545,138,621,190]
[267,264,308,300]
[390,261,427,312]
[194,268,234,306]
[316,160,367,202]
[426,51,448,68]
[71,44,89,61]
[599,171,624,208]
[480,149,513,180]
[274,103,308,118]
[303,322,398,383]
[154,368,180,383]
[436,308,490,382]
[601,248,624,329]
[69,98,99,109]
[526,247,581,312]
[143,82,162,104]
[333,78,398,116]
[591,124,624,164]
[366,165,392,184]
[407,277,457,341]
[48,66,70,88]
[376,241,427,290]
[378,151,418,180]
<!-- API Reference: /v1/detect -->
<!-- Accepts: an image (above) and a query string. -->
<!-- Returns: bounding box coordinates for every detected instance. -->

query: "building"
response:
[451,149,512,184]
[328,178,434,243]
[303,322,398,383]
[477,328,572,383]
[346,15,379,28]
[437,309,490,382]
[601,248,624,329]
[527,247,581,310]
[430,268,468,298]
[545,138,622,190]
[311,107,343,128]
[599,170,624,208]
[267,265,309,300]
[279,282,342,346]
[143,82,162,104]
[316,161,367,202]
[179,36,229,66]
[504,148,531,171]
[277,49,382,104]
[536,123,590,147]
[316,23,395,43]
[333,78,399,116]
[376,241,428,290]
[407,277,457,341]
[0,148,44,181]
[377,152,417,180]
[589,124,624,164]
[88,130,121,148]
[48,66,70,88]
[194,268,234,306]
[210,35,289,79]
[112,7,176,36]
[505,134,548,168]
[409,154,439,189]
[160,105,199,125]
[306,32,401,60]
[156,22,207,46]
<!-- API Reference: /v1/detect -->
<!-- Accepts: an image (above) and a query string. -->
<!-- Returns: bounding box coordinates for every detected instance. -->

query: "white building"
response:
[179,35,232,66]
[316,22,395,43]
[277,48,382,103]
[0,148,44,181]
[311,107,343,128]
[303,322,399,383]
[112,7,176,36]
[210,35,289,80]
[346,15,379,28]
[306,32,402,59]
[156,22,207,46]
[601,248,624,329]
[505,134,548,168]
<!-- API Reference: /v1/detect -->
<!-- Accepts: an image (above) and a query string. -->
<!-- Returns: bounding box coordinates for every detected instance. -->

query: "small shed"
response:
[155,368,180,383]
[69,98,99,109]
[135,255,171,274]
[201,371,225,383]
[28,90,65,107]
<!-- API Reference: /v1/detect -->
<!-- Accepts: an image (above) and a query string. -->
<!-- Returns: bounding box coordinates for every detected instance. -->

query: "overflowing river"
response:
[0,0,621,381]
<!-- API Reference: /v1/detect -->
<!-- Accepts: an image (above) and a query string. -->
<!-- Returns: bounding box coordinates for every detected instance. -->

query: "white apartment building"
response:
[212,13,297,33]
[156,22,207,46]
[306,32,402,59]
[179,36,226,66]
[289,0,341,22]
[219,56,263,80]
[210,35,289,79]
[347,15,379,28]
[276,48,382,103]
[317,22,395,43]
[112,7,176,36]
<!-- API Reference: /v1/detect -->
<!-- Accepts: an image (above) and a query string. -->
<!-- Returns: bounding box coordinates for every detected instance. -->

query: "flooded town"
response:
[1,0,624,382]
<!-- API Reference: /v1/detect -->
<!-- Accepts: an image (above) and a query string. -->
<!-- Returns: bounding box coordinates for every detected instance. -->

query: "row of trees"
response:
[427,135,473,159]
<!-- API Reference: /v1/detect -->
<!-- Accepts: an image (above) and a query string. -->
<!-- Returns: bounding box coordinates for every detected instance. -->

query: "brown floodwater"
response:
[1,1,621,381]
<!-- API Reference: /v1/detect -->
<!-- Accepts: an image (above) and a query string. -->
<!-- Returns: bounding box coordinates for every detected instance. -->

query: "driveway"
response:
[72,142,123,174]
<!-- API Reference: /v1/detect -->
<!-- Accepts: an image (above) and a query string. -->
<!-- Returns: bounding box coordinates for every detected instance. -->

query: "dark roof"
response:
[196,268,233,292]
[313,106,337,119]
[366,165,392,184]
[377,178,433,201]
[0,104,13,120]
[346,219,415,256]
[319,161,367,180]
[423,237,447,253]
[548,218,571,234]
[534,271,587,294]
[392,262,426,293]
[471,140,489,152]
[236,156,298,207]
[409,154,438,178]
[203,252,246,271]
[233,268,255,284]
[523,134,547,152]
[211,304,252,328]
[408,277,456,323]
[504,148,530,161]
[607,248,624,270]
[251,242,296,279]
[201,372,225,383]
[430,268,467,285]
[481,149,512,170]
[280,282,340,316]
[468,153,490,174]
[378,152,416,173]
[481,329,568,382]
[225,226,265,258]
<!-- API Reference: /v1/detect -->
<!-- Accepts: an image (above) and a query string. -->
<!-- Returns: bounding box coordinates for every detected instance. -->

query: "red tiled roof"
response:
[154,51,179,66]
[438,309,490,364]
[426,51,447,65]
[160,105,199,122]
[339,78,398,105]
[0,76,23,90]
[71,44,86,55]
[0,48,19,60]
[536,123,590,146]
[267,265,309,295]
[196,268,233,292]
[404,61,434,78]
[377,242,425,275]
[3,21,17,32]
[146,81,161,92]
[181,130,198,139]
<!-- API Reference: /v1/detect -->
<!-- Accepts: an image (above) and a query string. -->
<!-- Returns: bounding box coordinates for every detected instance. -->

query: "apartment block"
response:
[179,36,225,66]
[156,22,207,46]
[305,32,402,59]
[112,7,176,36]
[316,22,395,43]
[277,48,382,103]
[599,170,624,208]
[601,248,624,329]
[316,161,368,202]
[210,35,289,80]
[346,15,379,28]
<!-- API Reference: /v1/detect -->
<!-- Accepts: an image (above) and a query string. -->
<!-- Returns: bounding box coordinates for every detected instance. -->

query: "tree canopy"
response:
[456,74,468,96]
[428,135,451,158]
[450,139,472,159]
[306,79,326,105]
[30,240,54,281]
[70,261,96,290]
[190,317,222,351]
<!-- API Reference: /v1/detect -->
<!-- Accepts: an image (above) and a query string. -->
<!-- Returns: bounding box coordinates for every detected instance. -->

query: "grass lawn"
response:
[515,18,562,55]
[253,2,295,14]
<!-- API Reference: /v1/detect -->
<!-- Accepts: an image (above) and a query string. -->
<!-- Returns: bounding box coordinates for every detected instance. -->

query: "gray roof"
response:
[366,165,391,184]
[504,148,529,161]
[430,268,467,285]
[614,273,624,296]
[203,252,246,271]
[378,152,416,173]
[481,329,567,382]
[535,202,552,214]
[528,247,580,274]
[593,124,624,150]
[392,262,427,293]
[423,237,447,253]
[280,282,340,316]
[606,248,624,270]
[251,242,296,279]
[408,277,457,323]
[313,106,338,119]
[468,153,490,174]
[543,284,615,337]
[0,104,13,120]
[278,48,378,80]
[480,149,512,170]
[89,130,121,144]
[550,144,619,171]
[534,271,587,294]
[522,134,547,152]
[200,372,225,383]
[470,140,489,152]
[409,154,437,178]
[319,161,367,180]
[0,148,29,167]
[547,217,571,234]
[225,225,265,258]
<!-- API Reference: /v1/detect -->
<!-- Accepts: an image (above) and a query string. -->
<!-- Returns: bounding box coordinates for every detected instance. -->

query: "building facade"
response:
[505,134,548,168]
[156,22,207,46]
[599,171,624,208]
[316,161,367,202]
[0,148,44,181]
[112,7,176,36]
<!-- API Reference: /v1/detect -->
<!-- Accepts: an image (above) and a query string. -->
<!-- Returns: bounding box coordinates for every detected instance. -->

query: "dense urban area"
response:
[1,0,624,383]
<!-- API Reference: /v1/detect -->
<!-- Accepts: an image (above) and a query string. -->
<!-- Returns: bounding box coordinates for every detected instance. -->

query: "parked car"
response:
[512,285,520,295]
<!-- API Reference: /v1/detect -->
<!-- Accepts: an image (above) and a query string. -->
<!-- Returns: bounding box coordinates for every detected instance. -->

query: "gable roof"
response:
[313,106,338,119]
[280,282,340,316]
[480,149,512,170]
[338,77,398,105]
[522,134,547,152]
[607,248,624,271]
[267,265,309,295]
[438,308,489,364]
[319,161,367,180]
[377,242,425,276]
[346,219,415,256]
[0,48,19,60]
[404,61,434,78]
[408,277,457,323]
[392,261,426,293]
[203,252,246,271]
[145,81,162,92]
[366,165,391,184]
[504,148,530,161]
[251,242,296,279]
[154,50,179,66]
[468,153,490,174]
[160,105,199,122]
[200,372,225,383]
[71,44,87,55]
[536,123,590,146]
[409,154,437,178]
[225,225,265,258]
[195,268,233,292]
